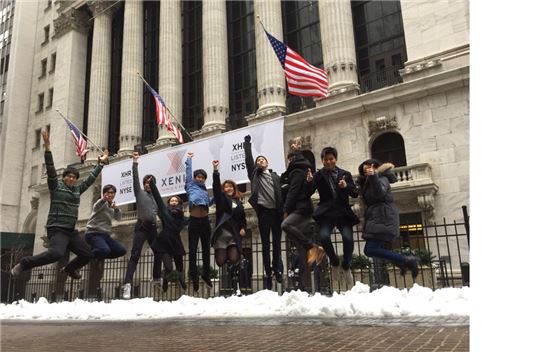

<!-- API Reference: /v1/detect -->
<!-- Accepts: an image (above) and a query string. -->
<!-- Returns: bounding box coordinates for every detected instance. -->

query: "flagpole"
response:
[136,72,194,142]
[54,109,103,153]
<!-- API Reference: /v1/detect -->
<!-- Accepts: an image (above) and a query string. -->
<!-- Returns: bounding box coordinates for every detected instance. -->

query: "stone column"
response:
[248,0,286,125]
[199,0,228,138]
[317,0,359,104]
[86,1,114,157]
[157,0,183,143]
[119,0,144,154]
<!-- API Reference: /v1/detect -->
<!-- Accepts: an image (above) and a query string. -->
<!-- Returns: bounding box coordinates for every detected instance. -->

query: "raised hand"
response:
[212,160,220,170]
[132,151,139,162]
[240,228,246,237]
[41,129,50,151]
[338,175,347,189]
[186,152,194,158]
[99,148,109,165]
[244,135,251,143]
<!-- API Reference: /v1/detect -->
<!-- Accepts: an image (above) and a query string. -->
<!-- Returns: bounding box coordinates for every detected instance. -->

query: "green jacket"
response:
[45,151,103,229]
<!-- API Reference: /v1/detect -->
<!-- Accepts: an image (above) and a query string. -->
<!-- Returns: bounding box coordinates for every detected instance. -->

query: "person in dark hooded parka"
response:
[357,158,419,278]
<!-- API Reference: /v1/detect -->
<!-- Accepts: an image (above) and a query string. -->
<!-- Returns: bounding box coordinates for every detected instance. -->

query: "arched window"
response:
[371,132,406,166]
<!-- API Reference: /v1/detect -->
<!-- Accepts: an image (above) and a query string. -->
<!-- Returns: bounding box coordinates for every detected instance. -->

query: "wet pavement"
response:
[1,316,469,351]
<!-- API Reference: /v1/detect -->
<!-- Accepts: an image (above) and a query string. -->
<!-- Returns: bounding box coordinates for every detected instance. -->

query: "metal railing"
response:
[3,207,469,303]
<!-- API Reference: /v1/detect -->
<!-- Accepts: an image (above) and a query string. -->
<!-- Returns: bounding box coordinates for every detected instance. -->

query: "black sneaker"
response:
[201,273,212,288]
[62,267,82,280]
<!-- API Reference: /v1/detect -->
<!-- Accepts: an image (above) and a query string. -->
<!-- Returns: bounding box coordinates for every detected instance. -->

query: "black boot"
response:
[404,256,419,279]
[397,263,408,276]
[264,276,273,290]
[177,271,187,290]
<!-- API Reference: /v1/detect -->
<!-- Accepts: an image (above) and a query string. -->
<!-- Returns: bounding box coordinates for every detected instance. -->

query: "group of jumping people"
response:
[10,131,419,298]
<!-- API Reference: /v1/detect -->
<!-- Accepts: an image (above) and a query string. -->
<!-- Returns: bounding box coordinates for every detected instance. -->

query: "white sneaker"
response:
[122,283,131,300]
[342,269,354,291]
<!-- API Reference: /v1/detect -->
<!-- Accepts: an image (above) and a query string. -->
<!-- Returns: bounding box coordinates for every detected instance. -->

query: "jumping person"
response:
[122,152,160,300]
[149,178,188,293]
[185,152,214,292]
[281,150,326,268]
[357,159,419,279]
[211,160,247,290]
[243,135,284,290]
[310,147,359,291]
[85,185,127,265]
[10,130,108,279]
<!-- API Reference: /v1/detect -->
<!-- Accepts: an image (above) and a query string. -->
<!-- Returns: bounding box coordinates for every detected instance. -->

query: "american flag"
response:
[264,30,328,98]
[144,84,184,144]
[63,117,89,162]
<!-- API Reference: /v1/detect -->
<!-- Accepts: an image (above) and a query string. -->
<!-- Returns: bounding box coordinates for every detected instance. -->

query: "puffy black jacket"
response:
[282,153,313,216]
[360,163,400,242]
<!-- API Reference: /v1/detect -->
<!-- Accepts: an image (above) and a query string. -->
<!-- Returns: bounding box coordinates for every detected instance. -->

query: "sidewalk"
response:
[1,317,469,352]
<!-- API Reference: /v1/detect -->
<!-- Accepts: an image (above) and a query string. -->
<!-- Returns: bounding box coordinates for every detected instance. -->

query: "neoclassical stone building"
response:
[0,0,469,277]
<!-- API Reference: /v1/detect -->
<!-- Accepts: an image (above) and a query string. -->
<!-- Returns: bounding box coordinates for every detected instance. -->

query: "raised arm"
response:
[148,177,169,224]
[42,130,58,191]
[243,135,255,181]
[212,160,222,203]
[77,148,108,194]
[132,152,142,194]
[185,152,194,189]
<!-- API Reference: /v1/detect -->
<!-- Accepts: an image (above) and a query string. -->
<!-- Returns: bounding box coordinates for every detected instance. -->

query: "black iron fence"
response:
[2,208,469,303]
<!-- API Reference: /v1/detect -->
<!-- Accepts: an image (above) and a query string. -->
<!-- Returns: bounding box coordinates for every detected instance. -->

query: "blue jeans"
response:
[318,222,354,270]
[364,239,405,265]
[85,232,127,260]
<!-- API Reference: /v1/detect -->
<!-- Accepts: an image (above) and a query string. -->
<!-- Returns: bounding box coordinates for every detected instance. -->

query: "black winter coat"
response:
[149,179,187,256]
[311,167,360,225]
[282,154,313,216]
[211,170,246,253]
[360,163,400,242]
[243,139,283,214]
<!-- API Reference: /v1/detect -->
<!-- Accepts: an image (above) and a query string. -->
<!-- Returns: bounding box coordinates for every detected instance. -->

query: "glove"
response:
[244,135,251,143]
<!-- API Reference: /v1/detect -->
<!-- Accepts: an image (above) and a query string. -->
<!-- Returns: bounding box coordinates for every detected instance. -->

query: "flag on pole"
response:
[144,84,184,144]
[63,117,89,162]
[264,30,328,98]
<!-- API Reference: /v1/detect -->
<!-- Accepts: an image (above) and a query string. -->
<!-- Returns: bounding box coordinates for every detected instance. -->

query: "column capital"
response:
[53,8,91,38]
[87,0,118,17]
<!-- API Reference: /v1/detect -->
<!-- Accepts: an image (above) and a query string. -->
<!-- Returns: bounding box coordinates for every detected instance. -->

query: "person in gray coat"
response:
[357,159,418,278]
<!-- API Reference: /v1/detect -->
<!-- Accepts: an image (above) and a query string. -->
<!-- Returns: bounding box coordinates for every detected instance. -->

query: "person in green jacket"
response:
[10,130,109,279]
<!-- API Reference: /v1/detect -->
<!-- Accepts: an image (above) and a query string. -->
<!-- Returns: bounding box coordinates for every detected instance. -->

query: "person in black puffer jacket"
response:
[149,178,188,292]
[357,159,419,278]
[281,150,326,268]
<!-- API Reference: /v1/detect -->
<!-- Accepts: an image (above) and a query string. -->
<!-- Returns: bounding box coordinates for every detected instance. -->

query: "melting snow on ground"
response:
[0,283,469,321]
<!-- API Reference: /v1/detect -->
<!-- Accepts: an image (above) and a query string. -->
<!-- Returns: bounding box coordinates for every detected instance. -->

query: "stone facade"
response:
[1,1,469,272]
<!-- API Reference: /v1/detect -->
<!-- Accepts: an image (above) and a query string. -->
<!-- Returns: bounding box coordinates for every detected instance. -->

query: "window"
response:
[283,1,323,113]
[34,129,41,148]
[42,25,50,45]
[37,93,44,113]
[49,52,56,73]
[182,1,202,134]
[371,132,406,167]
[393,212,425,250]
[31,166,39,186]
[46,87,53,109]
[352,1,407,92]
[39,58,47,78]
[227,1,256,129]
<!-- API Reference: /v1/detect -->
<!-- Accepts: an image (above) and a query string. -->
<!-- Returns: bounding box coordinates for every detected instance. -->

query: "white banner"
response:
[101,117,285,205]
